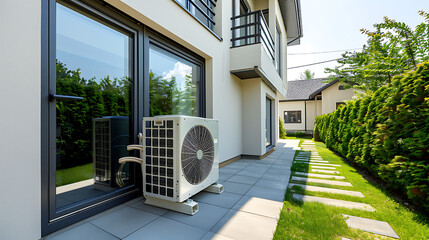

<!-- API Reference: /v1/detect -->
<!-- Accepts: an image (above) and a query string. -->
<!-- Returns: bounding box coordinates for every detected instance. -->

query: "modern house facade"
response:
[0,0,302,238]
[279,79,355,133]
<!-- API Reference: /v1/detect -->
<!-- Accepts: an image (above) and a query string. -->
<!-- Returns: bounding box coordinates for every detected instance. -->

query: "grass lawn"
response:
[273,139,429,239]
[56,163,93,187]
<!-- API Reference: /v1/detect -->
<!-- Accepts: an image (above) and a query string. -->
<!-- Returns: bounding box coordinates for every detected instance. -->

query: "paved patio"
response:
[44,140,299,240]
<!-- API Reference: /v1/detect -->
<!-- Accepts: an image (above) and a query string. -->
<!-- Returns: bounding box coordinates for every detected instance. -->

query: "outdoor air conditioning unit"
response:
[93,116,129,189]
[142,115,222,214]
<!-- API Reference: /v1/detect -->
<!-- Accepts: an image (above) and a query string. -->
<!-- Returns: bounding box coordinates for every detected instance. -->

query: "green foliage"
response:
[279,117,287,139]
[314,62,429,212]
[56,60,131,169]
[149,71,197,116]
[299,69,315,80]
[326,11,429,91]
[56,61,197,169]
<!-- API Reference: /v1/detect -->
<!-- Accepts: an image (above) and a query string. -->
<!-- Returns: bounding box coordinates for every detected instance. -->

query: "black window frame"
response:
[144,28,206,118]
[41,0,206,236]
[265,97,273,148]
[42,0,144,235]
[284,110,302,124]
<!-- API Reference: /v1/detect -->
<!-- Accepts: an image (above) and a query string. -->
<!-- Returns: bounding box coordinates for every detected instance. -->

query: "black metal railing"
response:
[231,10,275,60]
[176,0,217,30]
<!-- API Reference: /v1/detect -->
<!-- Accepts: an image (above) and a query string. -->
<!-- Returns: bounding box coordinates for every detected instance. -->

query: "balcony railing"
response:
[176,0,217,30]
[231,10,275,60]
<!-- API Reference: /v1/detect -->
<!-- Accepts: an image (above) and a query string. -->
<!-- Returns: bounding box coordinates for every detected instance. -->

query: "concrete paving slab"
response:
[227,175,259,185]
[192,191,243,209]
[130,199,169,215]
[45,223,119,240]
[246,186,285,202]
[311,166,337,170]
[293,194,375,211]
[211,209,278,240]
[294,172,345,180]
[201,232,235,240]
[222,181,253,195]
[342,214,399,239]
[124,217,206,240]
[232,195,283,219]
[291,176,352,187]
[90,206,158,239]
[311,169,340,174]
[288,183,364,197]
[163,202,229,230]
[254,178,287,190]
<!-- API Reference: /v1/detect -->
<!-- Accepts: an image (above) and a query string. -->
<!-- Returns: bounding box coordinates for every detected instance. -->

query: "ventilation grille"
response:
[144,120,175,198]
[94,120,111,183]
[181,125,214,185]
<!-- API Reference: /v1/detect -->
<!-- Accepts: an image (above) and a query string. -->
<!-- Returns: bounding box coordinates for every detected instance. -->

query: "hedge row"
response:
[314,62,429,212]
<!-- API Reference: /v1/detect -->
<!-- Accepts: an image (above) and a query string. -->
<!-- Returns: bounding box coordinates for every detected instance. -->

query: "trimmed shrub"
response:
[279,117,287,139]
[314,62,429,212]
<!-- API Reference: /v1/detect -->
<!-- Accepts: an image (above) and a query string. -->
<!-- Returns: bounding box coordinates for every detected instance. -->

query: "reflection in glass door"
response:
[266,97,272,147]
[53,2,135,211]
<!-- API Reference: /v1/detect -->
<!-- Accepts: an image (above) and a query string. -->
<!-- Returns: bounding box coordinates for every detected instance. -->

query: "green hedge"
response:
[314,62,429,212]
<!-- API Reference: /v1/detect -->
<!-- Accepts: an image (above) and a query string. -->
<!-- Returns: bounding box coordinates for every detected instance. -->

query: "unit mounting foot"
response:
[144,196,199,215]
[204,183,224,194]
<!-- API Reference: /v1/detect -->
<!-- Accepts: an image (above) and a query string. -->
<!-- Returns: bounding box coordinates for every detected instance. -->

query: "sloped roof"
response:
[282,78,337,101]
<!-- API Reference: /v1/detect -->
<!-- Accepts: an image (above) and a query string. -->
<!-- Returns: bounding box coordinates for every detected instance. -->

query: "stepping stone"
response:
[291,176,353,187]
[295,160,330,163]
[294,172,345,180]
[292,194,375,211]
[311,169,340,174]
[294,162,341,167]
[341,238,352,240]
[311,166,336,170]
[342,214,399,239]
[289,183,364,197]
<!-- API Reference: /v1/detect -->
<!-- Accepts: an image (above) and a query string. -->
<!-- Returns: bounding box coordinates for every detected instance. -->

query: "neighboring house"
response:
[279,79,355,133]
[0,0,302,238]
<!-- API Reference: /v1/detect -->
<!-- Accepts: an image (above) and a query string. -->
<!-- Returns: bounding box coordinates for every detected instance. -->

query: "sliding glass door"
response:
[42,0,142,235]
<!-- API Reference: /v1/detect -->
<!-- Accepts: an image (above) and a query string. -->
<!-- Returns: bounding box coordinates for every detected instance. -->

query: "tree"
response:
[299,69,315,80]
[325,11,429,92]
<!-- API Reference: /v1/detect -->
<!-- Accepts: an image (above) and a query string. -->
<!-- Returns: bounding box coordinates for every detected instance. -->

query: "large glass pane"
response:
[149,44,200,117]
[55,3,133,210]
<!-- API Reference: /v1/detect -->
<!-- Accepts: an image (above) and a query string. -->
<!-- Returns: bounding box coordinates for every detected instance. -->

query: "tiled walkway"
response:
[45,140,299,240]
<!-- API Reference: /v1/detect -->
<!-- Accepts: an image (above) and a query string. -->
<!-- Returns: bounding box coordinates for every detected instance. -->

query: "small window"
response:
[336,102,345,109]
[339,85,345,90]
[284,111,301,123]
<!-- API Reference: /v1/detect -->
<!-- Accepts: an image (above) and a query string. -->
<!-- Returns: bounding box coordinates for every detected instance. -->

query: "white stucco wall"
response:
[322,82,355,114]
[242,78,262,155]
[0,0,41,239]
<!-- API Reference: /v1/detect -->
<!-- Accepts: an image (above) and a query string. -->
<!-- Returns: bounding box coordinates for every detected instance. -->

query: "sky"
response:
[287,0,429,81]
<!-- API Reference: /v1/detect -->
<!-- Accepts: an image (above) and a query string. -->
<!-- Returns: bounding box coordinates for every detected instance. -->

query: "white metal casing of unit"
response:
[142,115,219,203]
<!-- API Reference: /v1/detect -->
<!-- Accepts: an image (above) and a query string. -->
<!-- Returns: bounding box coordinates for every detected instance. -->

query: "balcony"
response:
[230,10,284,95]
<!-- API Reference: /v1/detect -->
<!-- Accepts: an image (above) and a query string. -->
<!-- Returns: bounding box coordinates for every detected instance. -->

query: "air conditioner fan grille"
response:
[181,125,214,185]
